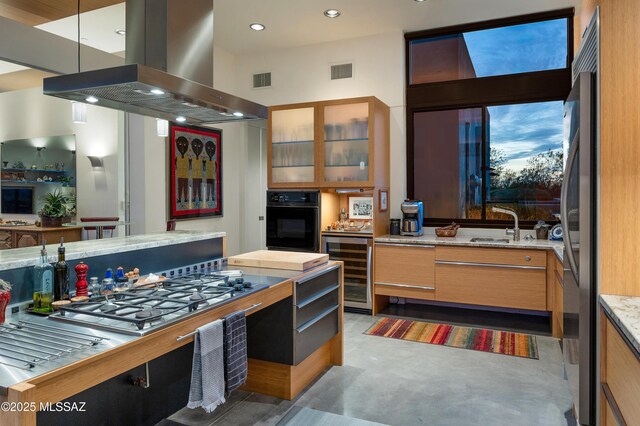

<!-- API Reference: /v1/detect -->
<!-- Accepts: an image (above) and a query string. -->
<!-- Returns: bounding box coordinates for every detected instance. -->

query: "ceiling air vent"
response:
[331,63,353,80]
[253,72,272,88]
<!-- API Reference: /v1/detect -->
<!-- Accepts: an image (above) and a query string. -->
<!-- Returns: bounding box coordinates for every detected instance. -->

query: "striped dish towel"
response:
[187,320,226,413]
[223,311,248,394]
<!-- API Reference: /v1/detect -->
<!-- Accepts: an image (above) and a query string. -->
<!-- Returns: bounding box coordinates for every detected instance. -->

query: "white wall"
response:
[234,31,407,219]
[0,87,123,230]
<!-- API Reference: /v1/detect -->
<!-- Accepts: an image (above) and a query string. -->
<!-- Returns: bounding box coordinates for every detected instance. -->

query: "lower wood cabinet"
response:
[373,243,550,313]
[373,242,435,314]
[435,262,546,311]
[435,246,547,311]
[601,313,640,425]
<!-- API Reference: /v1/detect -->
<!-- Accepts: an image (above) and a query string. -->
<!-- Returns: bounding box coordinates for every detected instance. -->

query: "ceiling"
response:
[0,0,582,91]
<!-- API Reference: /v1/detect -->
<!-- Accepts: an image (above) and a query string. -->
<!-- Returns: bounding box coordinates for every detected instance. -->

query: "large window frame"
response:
[406,9,574,228]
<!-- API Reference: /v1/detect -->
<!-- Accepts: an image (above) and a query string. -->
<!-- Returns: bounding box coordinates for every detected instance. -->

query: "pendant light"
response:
[72,0,87,123]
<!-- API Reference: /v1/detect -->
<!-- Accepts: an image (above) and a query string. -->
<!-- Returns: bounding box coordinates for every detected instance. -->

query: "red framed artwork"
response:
[169,123,222,219]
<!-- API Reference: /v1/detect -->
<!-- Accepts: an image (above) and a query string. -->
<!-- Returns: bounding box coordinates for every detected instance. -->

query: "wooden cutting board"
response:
[228,250,329,271]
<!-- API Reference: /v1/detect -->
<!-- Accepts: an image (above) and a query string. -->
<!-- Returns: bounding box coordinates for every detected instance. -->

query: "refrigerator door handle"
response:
[561,131,580,282]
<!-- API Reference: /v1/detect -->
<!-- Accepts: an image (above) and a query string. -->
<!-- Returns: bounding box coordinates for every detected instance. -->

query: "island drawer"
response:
[294,304,339,365]
[295,285,339,328]
[436,246,546,267]
[295,264,340,303]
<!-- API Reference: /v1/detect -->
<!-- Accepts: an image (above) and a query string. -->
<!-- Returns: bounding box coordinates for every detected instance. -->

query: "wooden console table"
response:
[0,225,82,249]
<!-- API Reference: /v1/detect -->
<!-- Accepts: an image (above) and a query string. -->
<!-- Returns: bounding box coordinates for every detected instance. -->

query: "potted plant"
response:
[39,189,70,227]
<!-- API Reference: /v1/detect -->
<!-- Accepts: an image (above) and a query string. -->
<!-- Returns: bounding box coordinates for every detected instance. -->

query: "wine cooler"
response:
[321,236,372,313]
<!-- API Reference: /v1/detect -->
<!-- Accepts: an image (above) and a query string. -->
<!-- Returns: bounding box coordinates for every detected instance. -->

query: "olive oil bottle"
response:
[54,238,69,301]
[33,240,53,312]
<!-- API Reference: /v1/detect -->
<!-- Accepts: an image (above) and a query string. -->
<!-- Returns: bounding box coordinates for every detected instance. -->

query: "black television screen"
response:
[2,187,34,214]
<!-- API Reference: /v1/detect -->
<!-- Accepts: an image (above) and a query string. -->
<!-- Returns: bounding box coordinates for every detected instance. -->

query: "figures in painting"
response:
[190,138,204,206]
[175,136,190,206]
[205,140,217,207]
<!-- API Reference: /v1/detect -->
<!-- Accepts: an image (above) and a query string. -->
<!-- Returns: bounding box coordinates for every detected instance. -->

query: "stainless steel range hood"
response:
[43,0,267,124]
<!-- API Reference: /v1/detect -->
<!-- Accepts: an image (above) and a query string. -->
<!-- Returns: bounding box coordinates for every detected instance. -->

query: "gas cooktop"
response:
[49,272,268,336]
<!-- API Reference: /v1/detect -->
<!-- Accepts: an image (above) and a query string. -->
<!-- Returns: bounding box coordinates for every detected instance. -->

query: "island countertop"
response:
[0,231,226,271]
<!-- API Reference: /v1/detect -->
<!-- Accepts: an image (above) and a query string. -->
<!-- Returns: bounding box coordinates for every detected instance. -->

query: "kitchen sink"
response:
[469,237,510,243]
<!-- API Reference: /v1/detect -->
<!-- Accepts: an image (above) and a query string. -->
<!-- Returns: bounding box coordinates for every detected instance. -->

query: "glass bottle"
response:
[33,240,54,312]
[115,266,129,292]
[54,238,69,301]
[101,268,114,295]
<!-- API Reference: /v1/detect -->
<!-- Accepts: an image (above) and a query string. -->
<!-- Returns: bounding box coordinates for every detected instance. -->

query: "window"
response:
[406,10,573,227]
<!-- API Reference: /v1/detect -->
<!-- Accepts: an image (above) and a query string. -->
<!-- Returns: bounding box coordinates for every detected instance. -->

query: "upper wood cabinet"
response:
[268,97,389,188]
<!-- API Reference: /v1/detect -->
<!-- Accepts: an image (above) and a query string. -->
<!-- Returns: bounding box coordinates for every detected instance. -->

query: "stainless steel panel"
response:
[434,260,545,270]
[562,70,597,425]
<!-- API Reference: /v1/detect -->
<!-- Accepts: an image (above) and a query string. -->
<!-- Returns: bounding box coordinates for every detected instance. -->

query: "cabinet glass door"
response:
[271,107,315,183]
[323,102,369,183]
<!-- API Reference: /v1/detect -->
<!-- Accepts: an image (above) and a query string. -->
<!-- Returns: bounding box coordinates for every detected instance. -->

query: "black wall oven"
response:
[266,190,320,252]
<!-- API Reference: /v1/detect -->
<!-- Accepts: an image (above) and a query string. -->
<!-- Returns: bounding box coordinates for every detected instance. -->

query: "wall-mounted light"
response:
[156,119,169,137]
[87,156,104,168]
[72,102,87,123]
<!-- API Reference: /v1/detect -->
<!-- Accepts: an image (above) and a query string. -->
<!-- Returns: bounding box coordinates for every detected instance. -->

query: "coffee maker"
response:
[401,200,424,236]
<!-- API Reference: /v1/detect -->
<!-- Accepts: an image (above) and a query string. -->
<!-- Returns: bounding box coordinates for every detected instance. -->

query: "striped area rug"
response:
[364,317,539,359]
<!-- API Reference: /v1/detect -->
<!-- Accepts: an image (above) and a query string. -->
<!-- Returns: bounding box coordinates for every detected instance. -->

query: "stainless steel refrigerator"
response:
[561,70,597,425]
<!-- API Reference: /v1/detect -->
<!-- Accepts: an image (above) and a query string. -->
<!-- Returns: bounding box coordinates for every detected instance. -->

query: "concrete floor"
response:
[163,312,574,426]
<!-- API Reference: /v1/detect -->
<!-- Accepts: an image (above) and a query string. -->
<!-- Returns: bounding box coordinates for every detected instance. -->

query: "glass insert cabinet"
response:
[268,97,389,188]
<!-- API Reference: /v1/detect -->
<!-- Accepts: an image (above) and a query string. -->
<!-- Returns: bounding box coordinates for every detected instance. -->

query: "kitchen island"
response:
[0,232,343,426]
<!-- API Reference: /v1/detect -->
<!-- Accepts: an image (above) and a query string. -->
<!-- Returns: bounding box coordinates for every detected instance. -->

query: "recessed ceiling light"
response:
[249,23,265,31]
[233,112,244,117]
[324,9,341,18]
[85,96,99,103]
[175,116,187,122]
[115,29,126,35]
[414,0,427,2]
[150,89,165,95]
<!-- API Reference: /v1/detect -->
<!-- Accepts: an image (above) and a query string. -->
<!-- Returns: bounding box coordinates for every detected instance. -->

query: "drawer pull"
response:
[434,260,544,270]
[375,282,435,290]
[375,243,435,248]
[296,305,339,333]
[296,284,340,308]
[525,256,532,261]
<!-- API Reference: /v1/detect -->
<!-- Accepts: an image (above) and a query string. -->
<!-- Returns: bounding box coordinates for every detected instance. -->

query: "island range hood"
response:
[43,0,267,124]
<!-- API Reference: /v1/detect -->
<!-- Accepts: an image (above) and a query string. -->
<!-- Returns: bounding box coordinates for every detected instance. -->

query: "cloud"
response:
[463,19,567,77]
[488,101,564,171]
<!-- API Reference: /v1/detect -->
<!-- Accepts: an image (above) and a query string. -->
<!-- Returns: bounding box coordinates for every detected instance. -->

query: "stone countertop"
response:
[374,233,564,251]
[553,246,563,261]
[601,294,640,356]
[0,231,226,271]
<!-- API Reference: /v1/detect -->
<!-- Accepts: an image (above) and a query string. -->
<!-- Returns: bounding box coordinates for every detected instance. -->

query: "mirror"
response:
[0,135,76,220]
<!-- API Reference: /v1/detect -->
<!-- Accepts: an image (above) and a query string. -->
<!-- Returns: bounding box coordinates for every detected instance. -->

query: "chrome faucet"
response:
[492,206,520,241]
